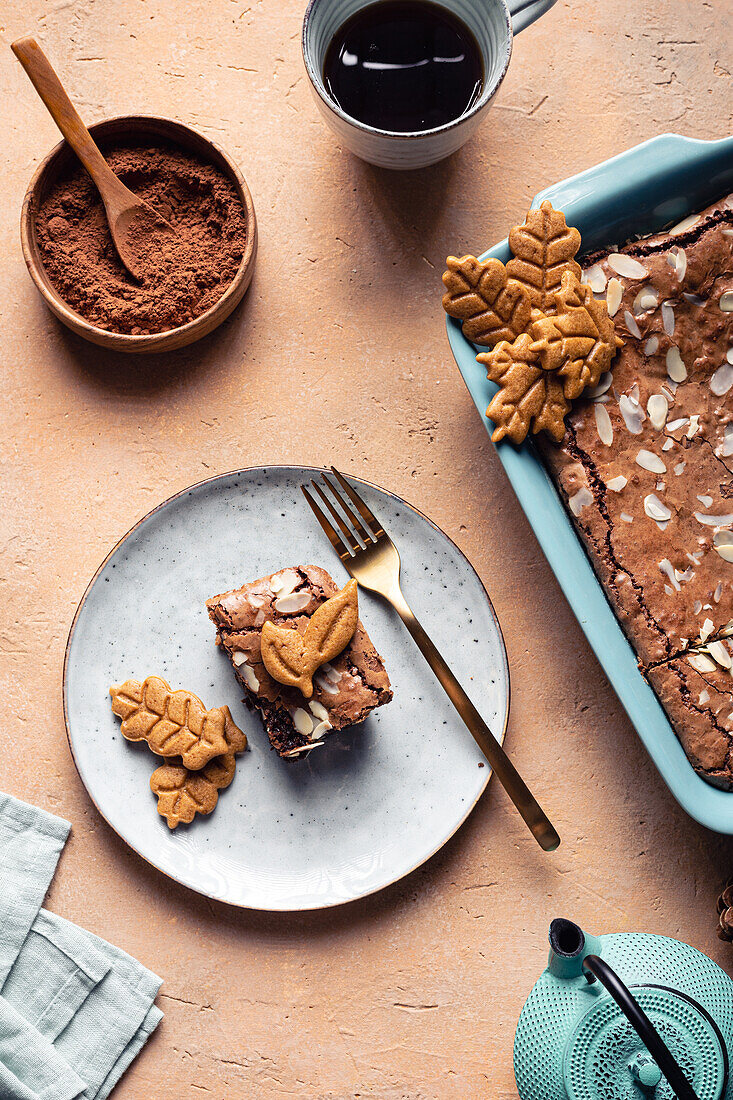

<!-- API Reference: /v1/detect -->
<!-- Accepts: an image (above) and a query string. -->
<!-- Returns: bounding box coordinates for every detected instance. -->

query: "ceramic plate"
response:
[446,133,733,833]
[64,467,509,910]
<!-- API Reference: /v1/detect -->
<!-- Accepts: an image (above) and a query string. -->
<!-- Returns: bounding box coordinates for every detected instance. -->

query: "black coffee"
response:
[323,1,484,133]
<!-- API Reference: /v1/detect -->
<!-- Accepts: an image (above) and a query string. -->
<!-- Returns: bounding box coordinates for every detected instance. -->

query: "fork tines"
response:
[302,467,384,560]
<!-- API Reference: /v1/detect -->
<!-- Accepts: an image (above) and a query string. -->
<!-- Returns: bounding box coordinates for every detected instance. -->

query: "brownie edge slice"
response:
[206,565,392,758]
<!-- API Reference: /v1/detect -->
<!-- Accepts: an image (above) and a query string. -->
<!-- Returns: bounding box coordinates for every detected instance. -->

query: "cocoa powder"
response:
[36,142,248,335]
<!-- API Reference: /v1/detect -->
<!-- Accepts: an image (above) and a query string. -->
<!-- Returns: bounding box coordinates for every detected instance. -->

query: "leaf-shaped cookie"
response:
[506,200,582,312]
[150,753,236,829]
[477,333,570,444]
[442,255,532,347]
[530,271,624,399]
[260,579,359,699]
[109,676,239,770]
[149,709,247,828]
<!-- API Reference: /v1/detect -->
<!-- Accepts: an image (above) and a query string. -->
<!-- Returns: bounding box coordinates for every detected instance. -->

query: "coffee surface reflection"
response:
[323,0,484,134]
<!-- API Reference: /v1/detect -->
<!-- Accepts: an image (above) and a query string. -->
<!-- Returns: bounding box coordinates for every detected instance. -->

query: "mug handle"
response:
[507,0,558,34]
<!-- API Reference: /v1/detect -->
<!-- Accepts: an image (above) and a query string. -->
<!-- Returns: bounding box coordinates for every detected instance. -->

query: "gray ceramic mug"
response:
[302,0,558,170]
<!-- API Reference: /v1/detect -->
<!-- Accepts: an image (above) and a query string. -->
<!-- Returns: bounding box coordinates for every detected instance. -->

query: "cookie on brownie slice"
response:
[206,566,392,758]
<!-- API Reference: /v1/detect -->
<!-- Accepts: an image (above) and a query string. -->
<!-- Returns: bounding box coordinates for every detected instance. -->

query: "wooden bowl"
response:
[20,115,257,353]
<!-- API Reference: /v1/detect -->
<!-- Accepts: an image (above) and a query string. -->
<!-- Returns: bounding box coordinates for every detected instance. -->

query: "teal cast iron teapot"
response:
[514,919,733,1100]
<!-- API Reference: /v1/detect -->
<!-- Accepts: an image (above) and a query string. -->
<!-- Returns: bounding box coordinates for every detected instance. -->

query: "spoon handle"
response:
[11,37,126,204]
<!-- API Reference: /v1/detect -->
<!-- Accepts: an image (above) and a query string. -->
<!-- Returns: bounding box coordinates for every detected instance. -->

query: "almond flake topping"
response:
[624,310,642,339]
[688,652,717,674]
[694,511,733,527]
[711,363,733,397]
[674,461,686,475]
[569,488,594,516]
[644,494,672,522]
[587,372,613,398]
[661,301,675,336]
[311,720,332,741]
[700,618,715,642]
[633,288,659,315]
[670,246,687,281]
[669,213,700,236]
[647,393,668,431]
[636,449,666,473]
[715,544,733,563]
[309,700,330,721]
[274,591,312,613]
[594,402,613,446]
[666,346,687,383]
[270,569,300,596]
[241,663,260,692]
[697,494,714,508]
[292,708,314,735]
[644,335,660,356]
[606,278,623,317]
[608,254,648,279]
[584,264,607,293]
[708,640,732,668]
[606,475,627,492]
[717,427,733,458]
[720,291,733,313]
[662,439,674,451]
[659,558,680,591]
[620,512,634,523]
[619,393,645,434]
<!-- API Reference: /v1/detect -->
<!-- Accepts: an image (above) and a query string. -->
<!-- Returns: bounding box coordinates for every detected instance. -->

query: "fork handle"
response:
[390,590,560,852]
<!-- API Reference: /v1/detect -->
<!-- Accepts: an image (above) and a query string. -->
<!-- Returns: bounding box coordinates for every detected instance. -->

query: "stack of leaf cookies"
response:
[442,201,623,444]
[110,676,247,829]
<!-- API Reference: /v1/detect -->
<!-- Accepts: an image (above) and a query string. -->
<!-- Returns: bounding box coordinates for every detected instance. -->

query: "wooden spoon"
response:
[12,36,174,281]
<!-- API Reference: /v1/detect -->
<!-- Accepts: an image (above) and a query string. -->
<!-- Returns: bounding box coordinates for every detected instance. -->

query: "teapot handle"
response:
[583,954,698,1100]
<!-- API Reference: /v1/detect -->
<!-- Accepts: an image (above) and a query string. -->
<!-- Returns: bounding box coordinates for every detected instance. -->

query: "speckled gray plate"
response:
[64,467,509,910]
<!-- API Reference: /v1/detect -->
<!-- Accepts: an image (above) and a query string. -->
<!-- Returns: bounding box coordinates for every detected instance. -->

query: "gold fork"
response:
[302,467,560,853]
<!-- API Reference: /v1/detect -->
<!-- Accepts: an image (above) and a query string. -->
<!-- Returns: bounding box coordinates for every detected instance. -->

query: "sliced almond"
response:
[606,475,627,492]
[606,278,623,317]
[708,640,732,668]
[711,363,733,397]
[624,310,642,339]
[607,254,648,279]
[594,403,613,446]
[644,494,672,522]
[584,264,607,293]
[569,488,594,516]
[669,213,700,236]
[636,449,666,473]
[661,301,675,337]
[666,346,687,383]
[688,652,717,674]
[647,394,669,431]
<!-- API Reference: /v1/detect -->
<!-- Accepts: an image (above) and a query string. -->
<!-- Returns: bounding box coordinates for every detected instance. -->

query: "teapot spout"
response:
[548,918,604,979]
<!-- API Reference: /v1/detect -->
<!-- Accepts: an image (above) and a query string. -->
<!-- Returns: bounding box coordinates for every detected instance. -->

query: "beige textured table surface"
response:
[1,2,732,1097]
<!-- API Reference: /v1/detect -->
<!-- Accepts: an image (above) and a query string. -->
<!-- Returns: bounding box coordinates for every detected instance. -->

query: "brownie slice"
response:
[537,195,733,786]
[207,565,392,758]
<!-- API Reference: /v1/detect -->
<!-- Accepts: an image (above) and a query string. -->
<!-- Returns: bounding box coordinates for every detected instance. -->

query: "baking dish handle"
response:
[508,0,559,35]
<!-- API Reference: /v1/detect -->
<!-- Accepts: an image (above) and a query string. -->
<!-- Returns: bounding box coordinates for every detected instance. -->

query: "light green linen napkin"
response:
[0,792,163,1099]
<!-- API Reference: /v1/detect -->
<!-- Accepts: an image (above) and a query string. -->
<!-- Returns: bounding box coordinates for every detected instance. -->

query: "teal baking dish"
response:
[446,132,733,833]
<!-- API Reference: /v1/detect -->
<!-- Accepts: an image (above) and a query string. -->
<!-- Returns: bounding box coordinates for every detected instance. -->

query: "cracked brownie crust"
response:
[538,195,733,787]
[207,565,392,758]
